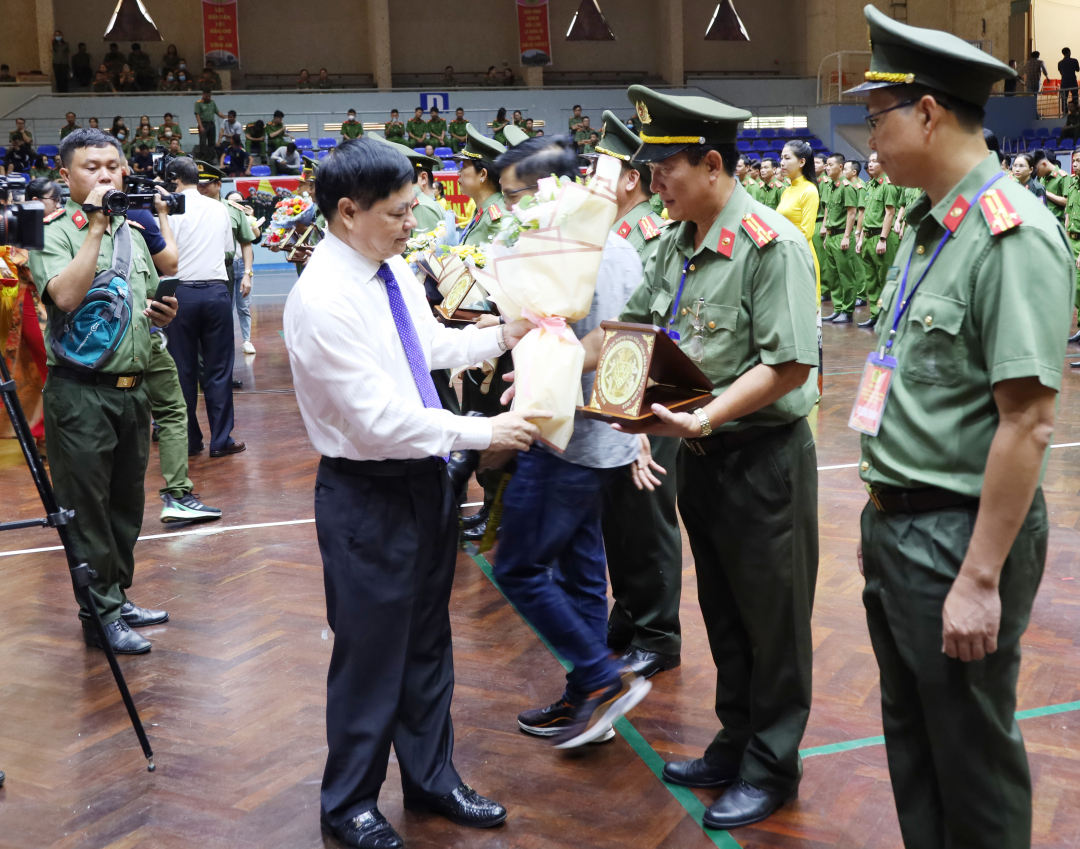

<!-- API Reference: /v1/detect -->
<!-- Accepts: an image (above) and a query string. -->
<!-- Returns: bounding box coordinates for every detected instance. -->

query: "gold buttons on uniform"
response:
[681,308,688,315]
[689,263,696,271]
[876,299,883,308]
[860,461,870,472]
[916,245,925,255]
[708,321,716,329]
[925,315,933,326]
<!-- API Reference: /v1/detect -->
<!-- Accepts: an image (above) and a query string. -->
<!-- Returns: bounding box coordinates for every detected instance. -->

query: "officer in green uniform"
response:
[849,8,1072,848]
[1034,150,1068,223]
[426,106,447,147]
[585,110,683,674]
[448,124,511,537]
[617,85,818,830]
[340,109,363,141]
[821,152,859,323]
[815,156,831,302]
[855,151,899,327]
[1063,150,1080,320]
[403,148,447,235]
[265,110,287,156]
[384,109,408,146]
[737,155,762,202]
[847,160,871,305]
[758,157,783,209]
[28,129,178,654]
[448,107,469,153]
[406,107,428,147]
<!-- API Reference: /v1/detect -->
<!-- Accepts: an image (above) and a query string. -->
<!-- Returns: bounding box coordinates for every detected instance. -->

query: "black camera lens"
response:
[0,201,45,251]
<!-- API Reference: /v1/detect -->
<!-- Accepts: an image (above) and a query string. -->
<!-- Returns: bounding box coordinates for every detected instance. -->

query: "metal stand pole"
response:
[0,356,154,772]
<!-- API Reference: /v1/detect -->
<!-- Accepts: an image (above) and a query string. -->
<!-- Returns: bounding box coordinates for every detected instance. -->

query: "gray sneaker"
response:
[160,492,223,523]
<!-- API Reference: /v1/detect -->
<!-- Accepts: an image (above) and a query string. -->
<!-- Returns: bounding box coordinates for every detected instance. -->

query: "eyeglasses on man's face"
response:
[865,99,917,133]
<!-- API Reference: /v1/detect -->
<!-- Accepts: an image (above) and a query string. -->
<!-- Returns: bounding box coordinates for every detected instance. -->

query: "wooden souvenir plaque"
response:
[286,223,322,262]
[580,321,713,426]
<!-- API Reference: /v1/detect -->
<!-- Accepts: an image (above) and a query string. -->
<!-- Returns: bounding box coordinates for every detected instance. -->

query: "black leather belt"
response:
[867,484,979,514]
[826,227,846,236]
[863,227,882,236]
[683,421,795,457]
[49,366,143,389]
[1069,231,1080,241]
[320,455,445,477]
[178,280,229,288]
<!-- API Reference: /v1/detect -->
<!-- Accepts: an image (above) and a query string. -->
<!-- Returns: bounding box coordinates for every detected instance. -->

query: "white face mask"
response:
[55,36,62,42]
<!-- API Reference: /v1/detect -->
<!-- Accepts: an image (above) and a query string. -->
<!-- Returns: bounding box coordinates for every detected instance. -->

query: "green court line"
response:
[468,552,741,848]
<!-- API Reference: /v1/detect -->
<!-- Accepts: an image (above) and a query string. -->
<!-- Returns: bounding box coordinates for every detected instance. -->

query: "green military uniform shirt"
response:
[341,119,364,140]
[817,174,830,221]
[265,119,287,152]
[412,187,445,235]
[28,199,159,374]
[492,120,510,145]
[825,178,858,231]
[59,124,80,140]
[461,191,508,246]
[620,183,818,429]
[1042,166,1069,222]
[860,176,900,230]
[760,180,784,210]
[612,200,666,265]
[194,99,219,125]
[385,121,408,146]
[862,154,1072,497]
[1064,173,1080,234]
[448,119,468,151]
[742,177,762,202]
[405,117,429,145]
[426,118,447,145]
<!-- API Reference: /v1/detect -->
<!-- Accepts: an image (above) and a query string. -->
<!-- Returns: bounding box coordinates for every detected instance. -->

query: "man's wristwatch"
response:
[244,270,254,277]
[694,407,713,438]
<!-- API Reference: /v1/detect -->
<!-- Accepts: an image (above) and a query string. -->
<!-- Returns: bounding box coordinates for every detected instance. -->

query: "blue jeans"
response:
[494,449,624,703]
[232,257,252,343]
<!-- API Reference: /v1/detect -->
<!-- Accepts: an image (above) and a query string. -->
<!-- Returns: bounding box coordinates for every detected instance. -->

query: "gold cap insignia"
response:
[636,101,651,125]
[950,207,963,217]
[721,237,731,246]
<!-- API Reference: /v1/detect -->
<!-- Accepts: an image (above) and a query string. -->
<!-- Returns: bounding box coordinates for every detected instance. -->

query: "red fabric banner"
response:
[203,0,240,70]
[518,0,553,67]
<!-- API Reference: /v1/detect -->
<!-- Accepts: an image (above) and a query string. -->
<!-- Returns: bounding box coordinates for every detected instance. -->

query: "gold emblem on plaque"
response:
[442,270,474,317]
[600,337,645,407]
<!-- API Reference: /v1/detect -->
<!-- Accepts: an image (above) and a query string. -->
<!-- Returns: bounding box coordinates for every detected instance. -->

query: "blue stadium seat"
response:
[317,149,330,159]
[793,127,812,138]
[753,139,770,152]
[294,138,314,150]
[434,146,453,157]
[771,140,786,151]
[1051,126,1063,138]
[440,159,458,171]
[37,144,58,157]
[742,128,759,139]
[1043,139,1058,151]
[1060,137,1075,150]
[1036,127,1050,139]
[1021,129,1037,141]
[759,128,777,138]
[737,140,751,152]
[222,154,231,165]
[808,138,825,151]
[318,137,337,149]
[414,147,426,154]
[250,165,271,176]
[0,147,6,159]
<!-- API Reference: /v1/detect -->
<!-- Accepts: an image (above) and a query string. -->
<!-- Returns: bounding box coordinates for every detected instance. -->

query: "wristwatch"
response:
[244,270,254,277]
[694,407,713,438]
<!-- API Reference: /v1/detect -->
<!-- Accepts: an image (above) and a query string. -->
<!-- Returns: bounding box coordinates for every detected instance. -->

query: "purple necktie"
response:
[376,262,443,411]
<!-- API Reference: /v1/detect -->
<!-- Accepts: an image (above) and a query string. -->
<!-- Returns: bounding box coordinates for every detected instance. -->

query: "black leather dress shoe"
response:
[83,619,151,654]
[857,317,877,328]
[855,298,867,307]
[662,757,739,789]
[460,506,488,530]
[463,519,495,542]
[702,780,796,829]
[320,809,402,849]
[0,770,5,788]
[231,379,243,389]
[209,440,246,458]
[1069,330,1080,344]
[619,646,680,679]
[1072,362,1080,369]
[832,313,853,324]
[188,443,204,456]
[404,783,507,828]
[120,601,169,628]
[821,312,838,321]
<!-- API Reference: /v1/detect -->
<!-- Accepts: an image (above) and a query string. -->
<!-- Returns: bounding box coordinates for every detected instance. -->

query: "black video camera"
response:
[0,176,44,250]
[121,174,186,215]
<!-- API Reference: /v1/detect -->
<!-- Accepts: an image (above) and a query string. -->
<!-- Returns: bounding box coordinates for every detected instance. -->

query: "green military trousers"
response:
[145,332,193,498]
[603,435,683,656]
[1069,235,1080,310]
[823,234,858,315]
[461,351,513,505]
[861,490,1047,849]
[43,375,152,624]
[813,228,830,299]
[858,232,900,320]
[677,418,818,794]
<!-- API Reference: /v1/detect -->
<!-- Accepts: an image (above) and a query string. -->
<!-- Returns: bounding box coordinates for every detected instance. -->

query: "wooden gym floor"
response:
[2,280,1080,848]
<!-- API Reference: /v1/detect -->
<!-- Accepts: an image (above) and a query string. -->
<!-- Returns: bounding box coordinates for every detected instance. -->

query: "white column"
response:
[368,0,392,91]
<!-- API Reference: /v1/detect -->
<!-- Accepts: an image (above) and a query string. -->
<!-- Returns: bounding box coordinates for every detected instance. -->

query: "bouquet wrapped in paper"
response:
[265,192,317,251]
[476,155,621,450]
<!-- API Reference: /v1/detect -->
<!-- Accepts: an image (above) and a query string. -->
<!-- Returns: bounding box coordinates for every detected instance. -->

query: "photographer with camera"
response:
[26,128,178,655]
[164,157,245,458]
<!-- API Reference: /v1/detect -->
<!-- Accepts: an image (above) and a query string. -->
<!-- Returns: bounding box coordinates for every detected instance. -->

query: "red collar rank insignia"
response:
[128,219,145,230]
[70,208,88,230]
[717,227,736,258]
[638,216,661,241]
[488,204,502,221]
[741,213,778,248]
[43,209,65,223]
[978,189,1022,236]
[616,220,632,239]
[943,195,970,233]
[411,197,419,209]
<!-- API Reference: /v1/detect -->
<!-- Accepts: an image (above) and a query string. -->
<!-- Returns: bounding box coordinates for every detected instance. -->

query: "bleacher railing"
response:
[816,52,871,105]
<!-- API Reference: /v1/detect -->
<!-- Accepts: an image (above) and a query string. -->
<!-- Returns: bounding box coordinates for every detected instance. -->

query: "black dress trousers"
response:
[315,455,462,827]
[168,281,236,453]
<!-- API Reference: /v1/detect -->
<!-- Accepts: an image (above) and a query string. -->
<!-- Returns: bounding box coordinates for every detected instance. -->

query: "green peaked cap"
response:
[503,124,530,147]
[626,84,752,163]
[449,122,506,162]
[374,134,442,171]
[845,4,1016,106]
[195,159,225,182]
[594,110,643,161]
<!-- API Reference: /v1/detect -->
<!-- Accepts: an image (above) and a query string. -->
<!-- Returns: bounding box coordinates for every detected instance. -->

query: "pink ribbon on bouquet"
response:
[516,307,582,405]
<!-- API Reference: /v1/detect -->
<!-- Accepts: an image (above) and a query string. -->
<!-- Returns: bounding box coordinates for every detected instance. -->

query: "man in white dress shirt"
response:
[283,138,547,849]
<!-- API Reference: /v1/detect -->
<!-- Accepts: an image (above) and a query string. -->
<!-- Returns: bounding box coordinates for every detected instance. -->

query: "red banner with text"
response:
[518,0,552,67]
[203,0,240,70]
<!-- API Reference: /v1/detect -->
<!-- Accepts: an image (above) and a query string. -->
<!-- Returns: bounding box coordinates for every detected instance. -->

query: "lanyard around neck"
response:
[666,258,692,340]
[881,171,1003,354]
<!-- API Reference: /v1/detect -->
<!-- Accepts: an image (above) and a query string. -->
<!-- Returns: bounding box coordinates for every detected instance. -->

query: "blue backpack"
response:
[49,220,134,371]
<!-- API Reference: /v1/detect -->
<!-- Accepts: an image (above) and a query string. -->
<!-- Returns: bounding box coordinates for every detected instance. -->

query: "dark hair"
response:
[286,142,297,154]
[893,83,984,131]
[496,107,507,121]
[273,110,284,119]
[495,135,579,181]
[228,110,236,117]
[232,134,242,145]
[315,138,414,221]
[1013,152,1034,170]
[59,128,122,168]
[813,153,826,163]
[783,140,816,183]
[1066,48,1073,57]
[462,157,502,187]
[827,152,845,166]
[1029,148,1050,167]
[999,151,1012,167]
[683,144,739,177]
[572,104,581,110]
[138,143,149,151]
[982,127,999,153]
[254,119,264,131]
[33,154,48,169]
[845,160,862,177]
[737,154,751,168]
[167,157,199,185]
[132,43,140,50]
[1031,51,1040,58]
[761,156,779,168]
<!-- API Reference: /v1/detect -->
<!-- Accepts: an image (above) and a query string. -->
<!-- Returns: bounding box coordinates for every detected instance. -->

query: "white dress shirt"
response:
[168,188,233,282]
[283,231,503,460]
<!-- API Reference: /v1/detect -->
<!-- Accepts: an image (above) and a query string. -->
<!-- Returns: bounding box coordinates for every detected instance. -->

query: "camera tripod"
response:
[0,355,154,772]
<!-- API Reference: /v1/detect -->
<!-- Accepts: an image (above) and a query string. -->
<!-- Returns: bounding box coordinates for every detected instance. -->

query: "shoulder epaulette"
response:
[842,179,851,186]
[741,212,778,248]
[638,216,661,241]
[43,209,65,223]
[226,198,249,213]
[410,197,419,209]
[128,220,145,230]
[487,204,502,221]
[616,220,632,239]
[979,188,1022,235]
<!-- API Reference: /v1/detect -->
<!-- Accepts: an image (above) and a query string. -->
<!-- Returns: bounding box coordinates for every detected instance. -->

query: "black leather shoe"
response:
[460,506,489,530]
[857,317,877,328]
[831,313,853,324]
[404,783,507,828]
[188,443,204,456]
[821,312,838,321]
[231,379,243,389]
[320,809,402,849]
[662,757,739,789]
[702,780,796,829]
[1069,330,1080,343]
[821,292,832,302]
[619,646,680,679]
[855,298,867,307]
[209,440,246,458]
[120,601,169,628]
[463,519,495,542]
[1072,362,1080,369]
[151,421,160,442]
[83,619,151,654]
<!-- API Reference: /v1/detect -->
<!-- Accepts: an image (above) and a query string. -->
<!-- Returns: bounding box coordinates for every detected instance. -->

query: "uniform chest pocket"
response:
[900,291,967,387]
[699,303,740,371]
[649,289,674,326]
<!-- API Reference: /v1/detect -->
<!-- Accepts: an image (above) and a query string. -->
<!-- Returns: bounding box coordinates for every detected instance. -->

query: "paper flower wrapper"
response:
[479,155,620,450]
